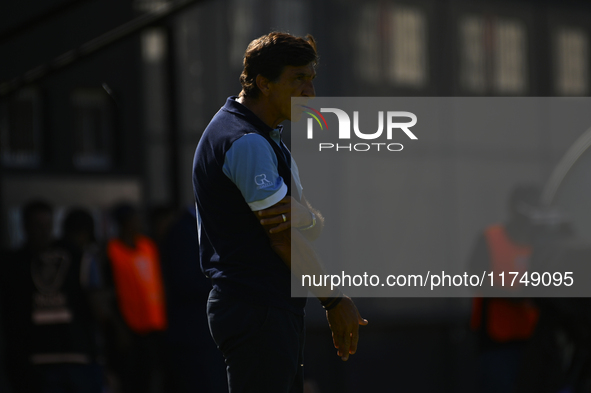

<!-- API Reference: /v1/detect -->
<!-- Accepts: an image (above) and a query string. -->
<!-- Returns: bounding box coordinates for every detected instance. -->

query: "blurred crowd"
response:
[2,187,591,393]
[0,199,227,393]
[469,185,591,393]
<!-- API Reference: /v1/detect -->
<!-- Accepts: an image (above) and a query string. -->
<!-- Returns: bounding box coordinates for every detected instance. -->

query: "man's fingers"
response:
[260,213,291,226]
[357,309,368,326]
[332,333,345,359]
[257,206,289,217]
[256,196,292,217]
[260,213,291,233]
[269,222,290,234]
[257,196,312,228]
[326,297,367,361]
[339,333,351,361]
[350,330,359,354]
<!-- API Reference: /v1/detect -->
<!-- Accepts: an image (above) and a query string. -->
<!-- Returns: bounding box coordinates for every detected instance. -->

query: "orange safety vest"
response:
[471,225,539,343]
[107,236,167,334]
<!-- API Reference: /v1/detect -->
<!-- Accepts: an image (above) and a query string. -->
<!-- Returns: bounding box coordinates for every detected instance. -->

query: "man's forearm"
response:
[263,212,368,362]
[266,224,336,300]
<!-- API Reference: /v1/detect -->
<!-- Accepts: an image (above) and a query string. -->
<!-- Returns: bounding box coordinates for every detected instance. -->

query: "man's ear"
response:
[256,74,272,97]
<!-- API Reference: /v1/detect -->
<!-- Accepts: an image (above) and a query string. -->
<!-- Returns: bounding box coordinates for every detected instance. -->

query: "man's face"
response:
[267,63,316,123]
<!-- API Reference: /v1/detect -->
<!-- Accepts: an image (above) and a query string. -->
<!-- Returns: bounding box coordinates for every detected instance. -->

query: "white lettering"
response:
[387,111,418,140]
[321,108,351,139]
[307,118,314,139]
[317,143,405,152]
[353,111,383,139]
[387,143,404,151]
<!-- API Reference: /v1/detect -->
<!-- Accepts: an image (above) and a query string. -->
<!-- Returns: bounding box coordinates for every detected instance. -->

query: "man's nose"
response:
[303,81,315,97]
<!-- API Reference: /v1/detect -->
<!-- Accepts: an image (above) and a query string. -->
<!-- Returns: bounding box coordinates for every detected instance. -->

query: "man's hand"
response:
[257,195,313,233]
[326,296,368,361]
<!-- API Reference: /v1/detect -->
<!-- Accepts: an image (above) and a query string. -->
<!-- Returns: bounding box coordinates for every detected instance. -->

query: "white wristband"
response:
[299,211,316,231]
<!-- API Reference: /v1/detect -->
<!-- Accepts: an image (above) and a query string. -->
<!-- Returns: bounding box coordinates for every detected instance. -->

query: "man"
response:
[469,185,541,393]
[1,200,55,392]
[0,202,105,393]
[106,202,167,393]
[192,32,367,393]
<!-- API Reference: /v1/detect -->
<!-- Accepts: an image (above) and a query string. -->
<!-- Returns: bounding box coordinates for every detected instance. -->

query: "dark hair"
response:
[239,32,318,99]
[22,199,53,225]
[63,208,95,241]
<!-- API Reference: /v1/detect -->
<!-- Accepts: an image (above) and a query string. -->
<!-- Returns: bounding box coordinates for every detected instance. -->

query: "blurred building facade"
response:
[0,0,145,246]
[1,0,591,392]
[2,0,590,242]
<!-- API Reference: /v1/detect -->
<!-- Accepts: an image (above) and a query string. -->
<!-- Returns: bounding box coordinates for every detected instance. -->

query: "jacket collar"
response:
[222,96,283,134]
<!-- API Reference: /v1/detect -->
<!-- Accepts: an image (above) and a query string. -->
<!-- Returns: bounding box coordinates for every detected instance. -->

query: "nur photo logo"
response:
[300,104,418,152]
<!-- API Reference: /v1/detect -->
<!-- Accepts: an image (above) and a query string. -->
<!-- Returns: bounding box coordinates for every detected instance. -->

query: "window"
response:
[71,89,113,170]
[357,3,428,88]
[0,88,42,167]
[356,3,382,83]
[460,16,487,93]
[554,28,589,96]
[387,6,428,87]
[494,19,527,93]
[459,15,528,94]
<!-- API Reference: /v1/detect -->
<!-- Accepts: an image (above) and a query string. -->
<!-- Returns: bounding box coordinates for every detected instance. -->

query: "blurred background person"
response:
[1,199,55,392]
[0,202,106,393]
[148,204,177,249]
[513,207,591,393]
[159,205,227,393]
[61,208,130,393]
[469,185,541,393]
[106,202,167,393]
